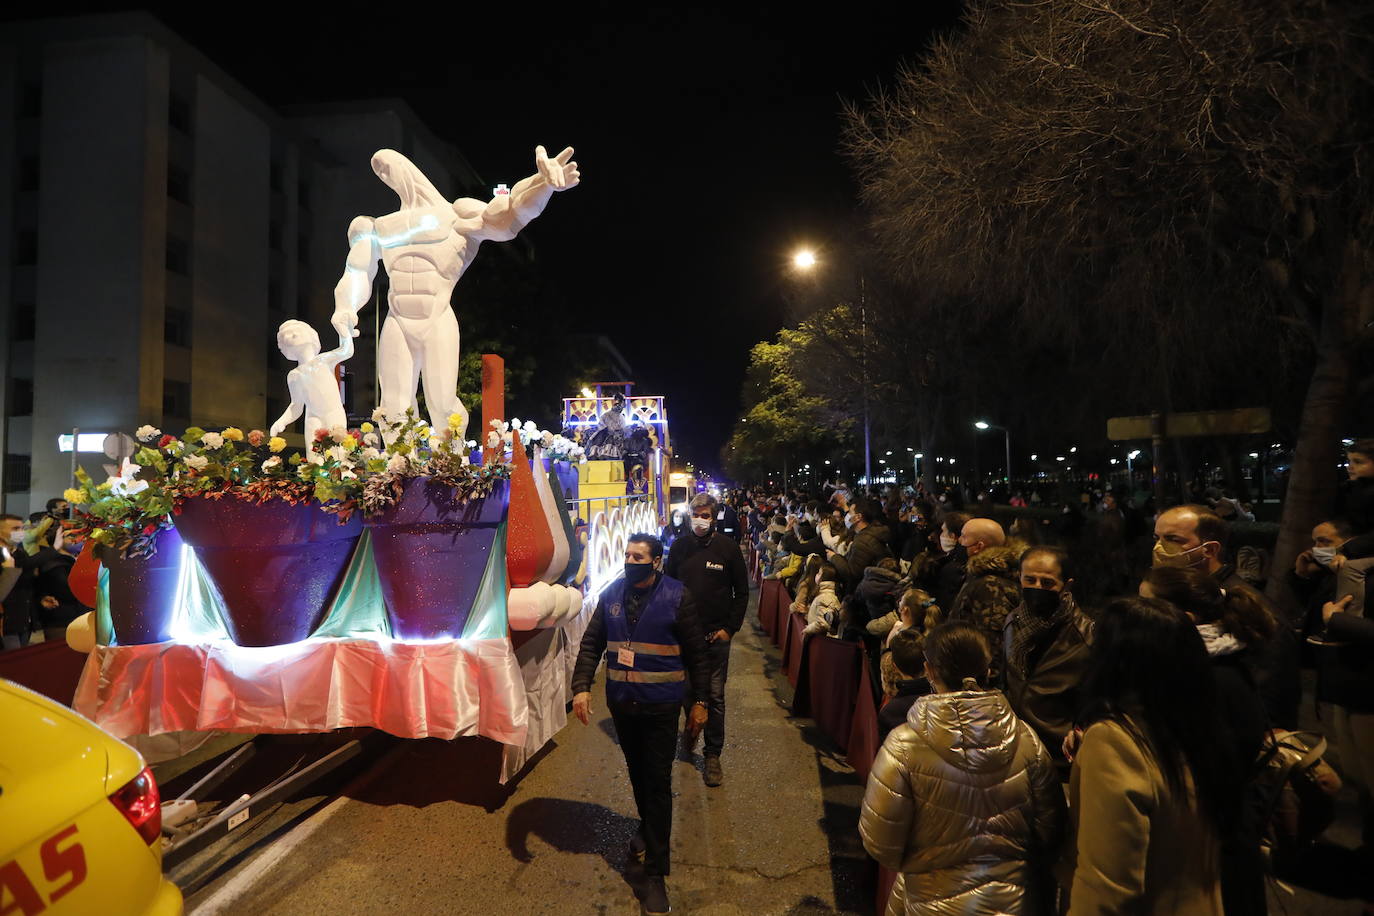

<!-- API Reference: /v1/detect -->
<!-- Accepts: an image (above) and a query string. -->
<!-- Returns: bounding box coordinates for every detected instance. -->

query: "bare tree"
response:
[845,0,1374,605]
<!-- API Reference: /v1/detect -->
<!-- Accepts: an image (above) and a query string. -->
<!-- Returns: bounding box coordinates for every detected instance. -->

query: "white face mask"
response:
[939,533,956,553]
[1312,546,1339,568]
[7,530,22,546]
[690,516,712,535]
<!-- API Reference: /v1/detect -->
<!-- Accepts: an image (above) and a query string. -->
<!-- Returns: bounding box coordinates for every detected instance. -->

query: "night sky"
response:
[11,3,967,473]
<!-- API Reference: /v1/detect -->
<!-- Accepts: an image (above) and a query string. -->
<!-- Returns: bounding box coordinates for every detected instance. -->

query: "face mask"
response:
[845,514,856,530]
[1312,546,1339,568]
[7,530,22,546]
[690,516,712,535]
[939,533,956,553]
[1022,587,1060,616]
[624,562,657,586]
[1152,540,1210,569]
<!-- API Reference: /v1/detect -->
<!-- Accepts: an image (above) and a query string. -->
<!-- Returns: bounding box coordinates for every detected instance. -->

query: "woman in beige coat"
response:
[1061,597,1237,915]
[860,621,1065,915]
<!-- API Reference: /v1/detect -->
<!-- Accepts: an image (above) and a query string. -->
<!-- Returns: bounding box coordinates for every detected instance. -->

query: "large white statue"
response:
[269,319,353,443]
[332,146,580,440]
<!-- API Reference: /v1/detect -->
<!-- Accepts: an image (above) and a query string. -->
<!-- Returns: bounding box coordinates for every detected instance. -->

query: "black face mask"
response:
[1022,587,1061,616]
[624,562,657,586]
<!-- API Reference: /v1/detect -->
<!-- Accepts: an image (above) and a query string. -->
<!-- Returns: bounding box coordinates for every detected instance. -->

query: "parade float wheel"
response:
[174,498,362,646]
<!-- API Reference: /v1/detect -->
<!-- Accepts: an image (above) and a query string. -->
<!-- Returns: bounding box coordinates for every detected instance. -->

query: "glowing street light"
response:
[974,420,1012,485]
[792,249,817,270]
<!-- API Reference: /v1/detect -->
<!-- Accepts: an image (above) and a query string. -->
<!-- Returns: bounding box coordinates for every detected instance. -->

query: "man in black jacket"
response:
[665,493,749,787]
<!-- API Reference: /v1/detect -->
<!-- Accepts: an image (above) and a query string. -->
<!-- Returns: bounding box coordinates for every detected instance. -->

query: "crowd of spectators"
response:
[724,435,1374,914]
[1,497,87,651]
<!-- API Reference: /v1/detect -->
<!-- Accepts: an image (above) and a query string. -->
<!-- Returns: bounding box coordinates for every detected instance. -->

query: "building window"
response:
[169,92,192,135]
[167,165,191,204]
[162,379,191,418]
[8,377,34,416]
[11,303,35,341]
[166,236,190,275]
[18,157,39,192]
[164,306,190,347]
[15,230,37,266]
[3,455,31,493]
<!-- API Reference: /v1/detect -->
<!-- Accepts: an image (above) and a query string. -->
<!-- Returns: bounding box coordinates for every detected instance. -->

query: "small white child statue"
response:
[268,319,354,443]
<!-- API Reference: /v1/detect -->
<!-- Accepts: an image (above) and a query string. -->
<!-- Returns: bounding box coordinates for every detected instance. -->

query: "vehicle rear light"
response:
[109,766,162,845]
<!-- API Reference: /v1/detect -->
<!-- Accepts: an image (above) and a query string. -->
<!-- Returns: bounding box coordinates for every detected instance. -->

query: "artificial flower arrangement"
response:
[62,411,583,556]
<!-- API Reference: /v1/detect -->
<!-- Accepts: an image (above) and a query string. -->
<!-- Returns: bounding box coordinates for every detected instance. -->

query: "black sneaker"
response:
[641,876,671,915]
[629,830,646,862]
[704,754,723,787]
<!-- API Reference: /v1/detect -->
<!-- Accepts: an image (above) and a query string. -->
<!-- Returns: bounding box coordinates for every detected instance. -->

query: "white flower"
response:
[184,454,208,470]
[165,439,184,454]
[330,427,348,444]
[262,456,282,471]
[372,407,387,422]
[541,431,554,447]
[510,417,521,429]
[428,436,444,452]
[487,431,500,449]
[460,453,470,466]
[200,432,224,449]
[387,454,408,474]
[489,419,502,430]
[524,420,537,432]
[341,469,357,480]
[361,447,381,461]
[363,432,380,447]
[466,440,477,449]
[328,445,348,464]
[135,425,160,441]
[503,431,514,445]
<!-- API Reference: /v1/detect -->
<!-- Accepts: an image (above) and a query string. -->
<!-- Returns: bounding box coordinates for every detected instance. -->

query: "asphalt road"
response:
[181,592,875,915]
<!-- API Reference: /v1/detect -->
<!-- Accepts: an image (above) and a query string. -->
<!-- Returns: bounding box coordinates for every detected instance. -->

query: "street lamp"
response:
[1127,449,1141,481]
[974,420,1012,487]
[792,249,816,270]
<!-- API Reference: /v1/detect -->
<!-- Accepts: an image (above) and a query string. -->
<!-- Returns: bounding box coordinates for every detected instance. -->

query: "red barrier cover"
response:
[0,640,87,707]
[793,636,863,750]
[847,654,882,783]
[783,613,806,687]
[758,579,781,639]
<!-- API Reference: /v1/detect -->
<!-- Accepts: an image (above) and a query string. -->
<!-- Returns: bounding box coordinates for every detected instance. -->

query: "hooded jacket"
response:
[830,522,894,591]
[855,566,907,627]
[804,581,843,636]
[860,688,1064,916]
[950,541,1028,681]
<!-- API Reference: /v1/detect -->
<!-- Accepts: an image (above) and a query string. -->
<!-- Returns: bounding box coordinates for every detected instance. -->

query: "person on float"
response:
[665,493,749,787]
[571,533,709,916]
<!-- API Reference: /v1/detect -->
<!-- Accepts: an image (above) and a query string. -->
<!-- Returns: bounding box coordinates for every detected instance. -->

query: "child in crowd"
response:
[804,563,844,637]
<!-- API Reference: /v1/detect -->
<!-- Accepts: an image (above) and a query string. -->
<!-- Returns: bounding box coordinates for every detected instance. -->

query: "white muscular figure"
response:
[333,146,580,441]
[269,319,353,444]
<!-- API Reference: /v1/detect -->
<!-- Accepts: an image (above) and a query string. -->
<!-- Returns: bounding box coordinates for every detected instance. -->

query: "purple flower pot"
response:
[174,497,362,647]
[99,526,184,645]
[364,478,508,639]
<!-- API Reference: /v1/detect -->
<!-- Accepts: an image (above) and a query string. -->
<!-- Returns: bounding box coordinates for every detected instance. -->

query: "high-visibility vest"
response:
[602,574,687,706]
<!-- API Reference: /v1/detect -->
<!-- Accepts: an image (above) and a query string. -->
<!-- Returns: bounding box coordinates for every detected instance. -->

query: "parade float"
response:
[53,142,675,831]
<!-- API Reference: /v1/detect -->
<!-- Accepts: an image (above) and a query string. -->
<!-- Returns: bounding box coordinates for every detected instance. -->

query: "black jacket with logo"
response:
[665,532,749,635]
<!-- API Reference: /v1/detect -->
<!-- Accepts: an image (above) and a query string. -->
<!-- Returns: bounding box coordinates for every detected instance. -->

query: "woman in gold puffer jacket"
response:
[860,621,1065,915]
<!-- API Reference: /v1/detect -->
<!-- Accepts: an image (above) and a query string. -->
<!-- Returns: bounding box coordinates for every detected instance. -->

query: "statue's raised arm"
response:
[331,216,380,340]
[456,145,580,242]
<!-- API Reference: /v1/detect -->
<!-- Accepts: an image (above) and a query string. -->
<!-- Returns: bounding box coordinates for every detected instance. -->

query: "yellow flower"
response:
[447,413,464,430]
[63,487,84,504]
[96,480,114,492]
[342,435,359,451]
[360,422,374,434]
[222,427,244,442]
[269,437,287,453]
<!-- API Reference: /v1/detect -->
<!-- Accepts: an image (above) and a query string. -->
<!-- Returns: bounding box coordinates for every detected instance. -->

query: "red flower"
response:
[158,434,175,448]
[314,427,330,442]
[142,524,157,535]
[247,430,265,447]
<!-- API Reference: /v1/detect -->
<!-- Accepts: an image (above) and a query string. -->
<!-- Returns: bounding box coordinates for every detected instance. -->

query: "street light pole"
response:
[860,273,871,490]
[974,421,1011,487]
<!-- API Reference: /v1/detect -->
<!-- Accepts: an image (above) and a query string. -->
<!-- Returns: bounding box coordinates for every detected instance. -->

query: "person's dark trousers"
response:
[610,701,679,877]
[702,639,731,758]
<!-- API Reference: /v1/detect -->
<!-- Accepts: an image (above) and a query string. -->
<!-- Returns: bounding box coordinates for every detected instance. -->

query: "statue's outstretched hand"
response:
[536,145,580,191]
[332,309,359,339]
